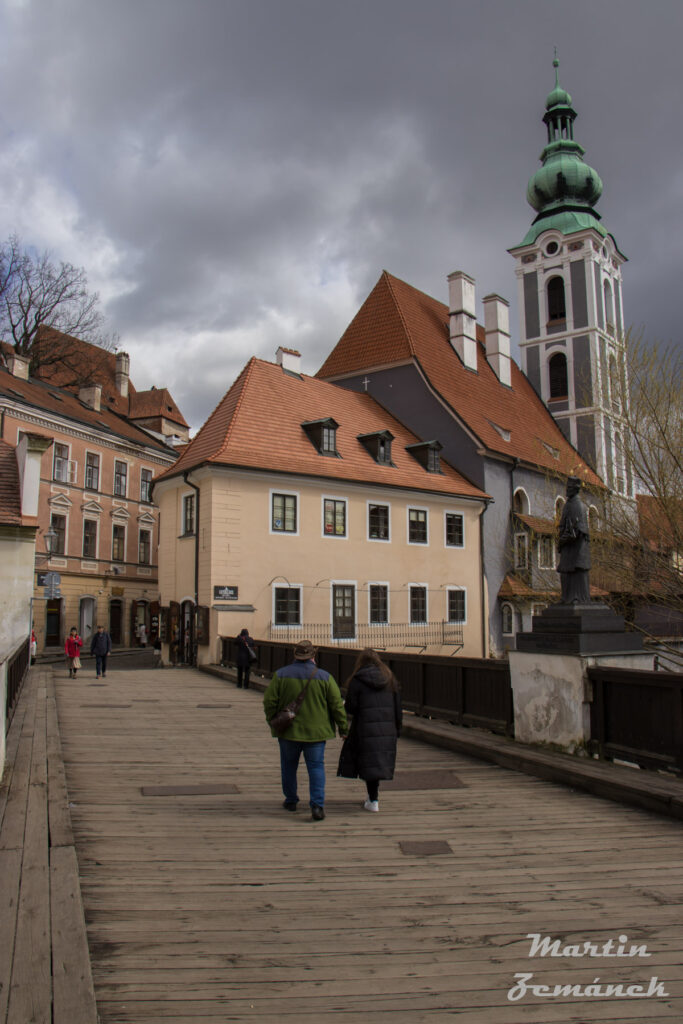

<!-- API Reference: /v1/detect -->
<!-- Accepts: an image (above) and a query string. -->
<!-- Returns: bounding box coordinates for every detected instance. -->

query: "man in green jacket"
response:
[264,640,347,821]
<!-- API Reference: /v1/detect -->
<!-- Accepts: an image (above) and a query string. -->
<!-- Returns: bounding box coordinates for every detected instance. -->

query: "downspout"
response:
[480,497,493,657]
[184,471,200,663]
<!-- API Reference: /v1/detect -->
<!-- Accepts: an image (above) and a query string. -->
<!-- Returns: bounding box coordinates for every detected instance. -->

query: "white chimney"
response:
[115,351,130,397]
[8,351,30,379]
[16,433,53,517]
[448,271,478,371]
[79,384,102,411]
[275,346,302,374]
[482,293,512,387]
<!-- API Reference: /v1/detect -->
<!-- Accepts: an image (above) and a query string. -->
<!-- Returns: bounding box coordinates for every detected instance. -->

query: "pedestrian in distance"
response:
[90,624,112,678]
[337,649,402,813]
[153,635,162,666]
[138,623,147,647]
[263,640,347,821]
[64,627,83,679]
[234,627,256,689]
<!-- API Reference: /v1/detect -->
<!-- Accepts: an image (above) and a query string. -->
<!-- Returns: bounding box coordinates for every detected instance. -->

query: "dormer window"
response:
[405,440,443,474]
[357,430,394,465]
[302,418,340,457]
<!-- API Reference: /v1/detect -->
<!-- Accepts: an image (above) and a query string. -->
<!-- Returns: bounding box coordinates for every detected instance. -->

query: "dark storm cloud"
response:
[0,0,680,430]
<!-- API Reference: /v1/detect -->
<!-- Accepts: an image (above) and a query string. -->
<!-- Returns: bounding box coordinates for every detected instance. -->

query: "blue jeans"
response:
[278,739,326,807]
[95,653,108,676]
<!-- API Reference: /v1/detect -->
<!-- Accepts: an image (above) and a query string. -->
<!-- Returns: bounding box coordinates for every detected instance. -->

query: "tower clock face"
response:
[545,241,559,255]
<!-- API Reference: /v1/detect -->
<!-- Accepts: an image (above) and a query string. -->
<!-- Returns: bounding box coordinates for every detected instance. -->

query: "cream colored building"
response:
[154,349,489,664]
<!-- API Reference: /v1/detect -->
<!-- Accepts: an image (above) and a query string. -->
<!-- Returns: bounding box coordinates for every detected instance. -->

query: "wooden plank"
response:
[46,694,74,848]
[0,849,22,1021]
[50,844,98,1024]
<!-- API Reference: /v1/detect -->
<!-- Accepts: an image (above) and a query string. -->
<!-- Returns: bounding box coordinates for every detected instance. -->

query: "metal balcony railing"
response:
[266,621,464,650]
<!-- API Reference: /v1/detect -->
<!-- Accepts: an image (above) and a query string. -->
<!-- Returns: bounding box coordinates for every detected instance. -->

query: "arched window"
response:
[501,603,514,635]
[547,276,566,323]
[603,279,613,328]
[548,352,568,398]
[609,355,621,413]
[588,505,599,531]
[555,496,565,521]
[513,488,529,515]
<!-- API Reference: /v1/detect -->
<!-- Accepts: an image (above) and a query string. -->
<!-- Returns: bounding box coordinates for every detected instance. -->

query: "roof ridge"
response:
[383,270,423,358]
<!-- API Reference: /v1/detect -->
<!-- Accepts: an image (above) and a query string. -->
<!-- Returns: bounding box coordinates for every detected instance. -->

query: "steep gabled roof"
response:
[32,325,135,415]
[157,357,487,500]
[129,387,189,428]
[317,270,603,486]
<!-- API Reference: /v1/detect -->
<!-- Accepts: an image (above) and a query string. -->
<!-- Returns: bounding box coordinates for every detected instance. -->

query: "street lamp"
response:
[44,525,57,558]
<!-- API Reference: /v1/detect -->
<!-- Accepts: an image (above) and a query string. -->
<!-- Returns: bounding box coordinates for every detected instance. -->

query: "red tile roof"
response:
[157,357,487,500]
[516,514,556,535]
[129,388,188,428]
[317,271,603,486]
[498,573,607,600]
[0,368,174,453]
[637,494,682,550]
[0,440,22,525]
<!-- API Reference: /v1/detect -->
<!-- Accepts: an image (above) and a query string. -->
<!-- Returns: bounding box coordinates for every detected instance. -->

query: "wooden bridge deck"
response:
[4,663,683,1022]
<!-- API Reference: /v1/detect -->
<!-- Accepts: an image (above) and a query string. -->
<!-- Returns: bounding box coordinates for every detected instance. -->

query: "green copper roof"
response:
[518,57,614,247]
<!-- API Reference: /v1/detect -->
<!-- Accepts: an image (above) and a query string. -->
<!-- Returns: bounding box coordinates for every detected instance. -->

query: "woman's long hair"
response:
[345,648,398,691]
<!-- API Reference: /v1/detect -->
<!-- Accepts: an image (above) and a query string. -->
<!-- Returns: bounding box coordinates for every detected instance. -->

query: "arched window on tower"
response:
[555,496,565,522]
[547,276,566,324]
[604,279,614,332]
[609,355,621,413]
[548,352,568,399]
[513,488,529,515]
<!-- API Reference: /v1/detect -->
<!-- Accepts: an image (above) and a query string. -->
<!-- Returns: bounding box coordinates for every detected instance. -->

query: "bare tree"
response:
[0,235,117,375]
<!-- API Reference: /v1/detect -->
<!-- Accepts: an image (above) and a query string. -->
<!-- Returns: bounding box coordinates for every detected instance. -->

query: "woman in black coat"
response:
[337,649,402,812]
[234,628,256,689]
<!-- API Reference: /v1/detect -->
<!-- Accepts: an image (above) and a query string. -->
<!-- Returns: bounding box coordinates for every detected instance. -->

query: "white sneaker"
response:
[363,799,379,812]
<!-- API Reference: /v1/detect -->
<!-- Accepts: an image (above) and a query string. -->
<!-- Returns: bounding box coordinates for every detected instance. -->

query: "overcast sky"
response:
[0,0,680,431]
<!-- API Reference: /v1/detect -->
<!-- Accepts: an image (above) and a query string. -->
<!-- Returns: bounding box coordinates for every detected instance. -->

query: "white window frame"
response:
[53,442,77,483]
[269,488,300,536]
[367,500,390,542]
[321,494,348,540]
[407,506,429,546]
[512,487,530,515]
[501,602,514,636]
[368,581,390,625]
[138,526,152,566]
[444,510,465,548]
[181,491,196,536]
[111,522,126,563]
[84,450,100,492]
[408,582,428,624]
[50,511,69,556]
[446,586,467,625]
[514,532,529,569]
[272,583,303,628]
[537,535,556,570]
[140,467,154,504]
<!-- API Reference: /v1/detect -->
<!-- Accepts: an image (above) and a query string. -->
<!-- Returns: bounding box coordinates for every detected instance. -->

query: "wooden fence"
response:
[4,635,30,731]
[221,637,514,737]
[588,665,683,772]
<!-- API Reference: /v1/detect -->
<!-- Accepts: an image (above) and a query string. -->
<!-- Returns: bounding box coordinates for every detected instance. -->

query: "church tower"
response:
[509,58,633,497]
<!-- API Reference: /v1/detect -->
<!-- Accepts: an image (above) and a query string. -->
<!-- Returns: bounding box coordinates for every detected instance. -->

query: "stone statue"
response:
[557,476,591,604]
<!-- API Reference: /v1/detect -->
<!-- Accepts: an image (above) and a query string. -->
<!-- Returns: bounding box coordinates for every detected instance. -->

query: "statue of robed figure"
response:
[557,476,591,604]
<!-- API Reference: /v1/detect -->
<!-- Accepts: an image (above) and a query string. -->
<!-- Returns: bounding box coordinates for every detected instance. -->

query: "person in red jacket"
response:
[64,627,83,678]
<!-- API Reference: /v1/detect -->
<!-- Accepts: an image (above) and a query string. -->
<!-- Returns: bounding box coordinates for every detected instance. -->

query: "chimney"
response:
[275,346,302,374]
[79,383,102,411]
[482,294,512,387]
[448,271,478,371]
[16,433,53,518]
[115,351,130,398]
[8,351,30,379]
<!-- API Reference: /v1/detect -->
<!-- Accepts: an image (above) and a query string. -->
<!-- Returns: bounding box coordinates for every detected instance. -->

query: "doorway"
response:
[180,600,195,665]
[332,585,355,639]
[110,599,122,644]
[79,597,95,646]
[45,599,62,647]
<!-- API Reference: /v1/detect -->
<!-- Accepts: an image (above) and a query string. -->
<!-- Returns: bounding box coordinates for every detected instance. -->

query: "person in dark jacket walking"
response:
[234,628,256,689]
[90,625,112,678]
[337,649,402,812]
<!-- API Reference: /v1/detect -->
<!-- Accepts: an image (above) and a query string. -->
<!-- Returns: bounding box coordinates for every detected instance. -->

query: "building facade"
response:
[154,350,489,664]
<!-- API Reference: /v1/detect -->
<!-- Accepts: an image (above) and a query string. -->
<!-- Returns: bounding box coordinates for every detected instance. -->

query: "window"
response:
[140,469,153,503]
[501,603,514,635]
[369,584,388,624]
[609,355,621,413]
[445,512,464,547]
[114,460,127,497]
[548,352,568,398]
[447,589,466,623]
[302,418,339,456]
[53,443,69,482]
[513,489,529,515]
[555,496,565,521]
[532,603,548,617]
[408,508,428,544]
[538,536,556,569]
[321,425,337,454]
[377,437,391,464]
[112,524,126,562]
[368,504,389,540]
[406,441,442,473]
[358,430,394,465]
[603,279,614,328]
[410,585,427,623]
[514,533,528,569]
[274,586,301,625]
[547,276,566,322]
[82,519,98,558]
[324,498,346,537]
[139,529,151,565]
[51,513,66,555]
[183,494,195,535]
[272,493,297,533]
[589,505,600,531]
[85,452,100,491]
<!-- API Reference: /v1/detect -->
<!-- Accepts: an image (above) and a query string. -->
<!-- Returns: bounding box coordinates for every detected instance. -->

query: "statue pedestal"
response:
[509,604,651,753]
